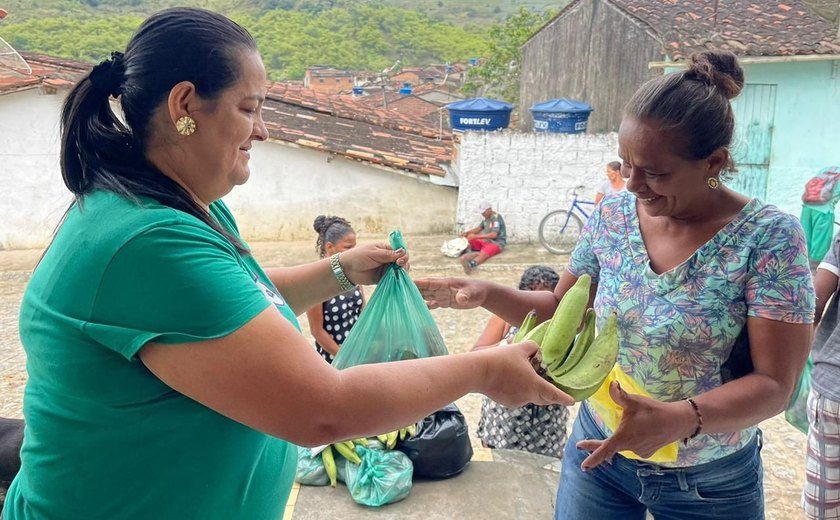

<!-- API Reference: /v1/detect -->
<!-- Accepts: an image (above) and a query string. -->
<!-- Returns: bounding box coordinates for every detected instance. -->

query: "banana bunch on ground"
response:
[516,274,619,401]
[321,426,417,486]
[375,424,417,450]
[322,438,368,487]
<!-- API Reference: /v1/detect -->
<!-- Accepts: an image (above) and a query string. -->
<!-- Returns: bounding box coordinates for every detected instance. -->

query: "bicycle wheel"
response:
[538,210,585,255]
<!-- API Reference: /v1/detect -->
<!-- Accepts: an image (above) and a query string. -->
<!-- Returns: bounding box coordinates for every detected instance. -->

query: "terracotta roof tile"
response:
[0,52,90,95]
[0,51,453,177]
[612,0,840,59]
[263,81,453,177]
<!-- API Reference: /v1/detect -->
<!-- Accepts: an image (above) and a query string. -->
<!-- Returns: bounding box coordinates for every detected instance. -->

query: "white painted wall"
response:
[226,140,459,241]
[1,89,72,250]
[0,89,458,249]
[455,131,620,242]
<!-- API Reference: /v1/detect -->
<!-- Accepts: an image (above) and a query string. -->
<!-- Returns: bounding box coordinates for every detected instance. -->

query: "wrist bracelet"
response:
[683,397,703,446]
[329,253,355,291]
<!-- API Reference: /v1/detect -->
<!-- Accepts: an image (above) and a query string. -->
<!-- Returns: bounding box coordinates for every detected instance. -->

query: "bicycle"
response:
[538,185,595,255]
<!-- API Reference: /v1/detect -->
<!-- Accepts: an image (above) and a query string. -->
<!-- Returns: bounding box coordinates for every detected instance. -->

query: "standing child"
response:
[473,265,569,458]
[307,216,365,363]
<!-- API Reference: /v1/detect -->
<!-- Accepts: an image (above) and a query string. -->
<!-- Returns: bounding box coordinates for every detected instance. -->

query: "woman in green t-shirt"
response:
[3,8,572,520]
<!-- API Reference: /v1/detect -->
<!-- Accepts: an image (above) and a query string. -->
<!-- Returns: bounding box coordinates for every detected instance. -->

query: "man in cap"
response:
[459,201,506,274]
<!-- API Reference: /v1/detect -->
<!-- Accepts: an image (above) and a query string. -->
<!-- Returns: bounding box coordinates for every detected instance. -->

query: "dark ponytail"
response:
[59,8,258,254]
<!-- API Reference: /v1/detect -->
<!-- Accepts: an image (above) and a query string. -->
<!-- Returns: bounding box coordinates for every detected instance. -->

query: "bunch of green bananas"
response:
[515,274,619,401]
[322,426,418,486]
[322,438,368,487]
[375,424,416,450]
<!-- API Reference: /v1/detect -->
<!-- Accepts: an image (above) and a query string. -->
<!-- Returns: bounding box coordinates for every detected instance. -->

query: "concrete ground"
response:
[289,450,561,520]
[0,234,809,519]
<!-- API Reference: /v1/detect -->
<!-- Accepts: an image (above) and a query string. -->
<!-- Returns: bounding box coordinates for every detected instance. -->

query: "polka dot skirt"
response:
[315,287,363,363]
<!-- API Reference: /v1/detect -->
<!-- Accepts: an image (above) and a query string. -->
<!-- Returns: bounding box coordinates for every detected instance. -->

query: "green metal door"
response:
[728,84,777,200]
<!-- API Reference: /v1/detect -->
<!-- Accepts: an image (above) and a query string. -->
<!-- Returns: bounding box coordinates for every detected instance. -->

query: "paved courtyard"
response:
[0,234,809,518]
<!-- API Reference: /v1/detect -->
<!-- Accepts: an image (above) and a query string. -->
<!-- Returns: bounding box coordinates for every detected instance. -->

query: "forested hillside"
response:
[0,0,559,24]
[1,4,489,79]
[0,0,560,80]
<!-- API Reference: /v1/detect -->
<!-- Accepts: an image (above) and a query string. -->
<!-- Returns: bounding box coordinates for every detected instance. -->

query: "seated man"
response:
[460,201,506,274]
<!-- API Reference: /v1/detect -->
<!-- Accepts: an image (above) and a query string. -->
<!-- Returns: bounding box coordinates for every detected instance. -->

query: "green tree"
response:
[0,2,489,81]
[462,6,556,104]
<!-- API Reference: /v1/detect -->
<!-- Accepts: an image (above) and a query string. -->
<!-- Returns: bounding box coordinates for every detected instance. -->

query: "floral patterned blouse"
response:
[568,191,815,466]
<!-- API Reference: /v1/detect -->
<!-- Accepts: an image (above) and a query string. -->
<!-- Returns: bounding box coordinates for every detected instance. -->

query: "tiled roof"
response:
[353,82,442,107]
[347,83,459,127]
[267,81,447,138]
[385,95,443,120]
[0,51,454,177]
[546,0,840,59]
[264,82,453,177]
[0,52,90,94]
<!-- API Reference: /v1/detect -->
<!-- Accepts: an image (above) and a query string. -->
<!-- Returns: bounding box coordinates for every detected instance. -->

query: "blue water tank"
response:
[399,82,412,95]
[529,98,593,134]
[446,98,513,132]
[469,58,479,66]
[351,86,364,96]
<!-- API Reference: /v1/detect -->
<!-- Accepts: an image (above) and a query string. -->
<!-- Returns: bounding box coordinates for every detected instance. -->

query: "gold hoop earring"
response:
[707,177,720,189]
[175,116,196,136]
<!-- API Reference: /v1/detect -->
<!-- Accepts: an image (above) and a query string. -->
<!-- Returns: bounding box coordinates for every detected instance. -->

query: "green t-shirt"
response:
[4,191,299,520]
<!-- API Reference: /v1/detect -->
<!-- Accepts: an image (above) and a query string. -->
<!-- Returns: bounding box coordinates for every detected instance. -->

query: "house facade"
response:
[1,53,89,250]
[0,56,458,249]
[303,66,356,95]
[724,59,840,214]
[520,0,840,215]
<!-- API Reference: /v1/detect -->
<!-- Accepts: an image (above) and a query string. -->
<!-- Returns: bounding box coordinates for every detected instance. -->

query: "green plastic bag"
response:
[295,446,353,486]
[295,447,329,486]
[344,446,414,507]
[785,356,813,435]
[332,230,448,369]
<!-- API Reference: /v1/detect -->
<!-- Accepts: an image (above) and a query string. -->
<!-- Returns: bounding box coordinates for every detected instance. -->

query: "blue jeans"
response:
[555,403,764,520]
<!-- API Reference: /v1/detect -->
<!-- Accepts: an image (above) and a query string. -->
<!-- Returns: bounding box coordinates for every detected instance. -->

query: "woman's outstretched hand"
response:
[479,340,575,408]
[414,277,489,310]
[576,381,694,470]
[338,243,408,286]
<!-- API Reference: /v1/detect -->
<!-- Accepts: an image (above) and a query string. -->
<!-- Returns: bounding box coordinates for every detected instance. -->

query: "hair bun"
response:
[687,50,744,100]
[313,215,326,232]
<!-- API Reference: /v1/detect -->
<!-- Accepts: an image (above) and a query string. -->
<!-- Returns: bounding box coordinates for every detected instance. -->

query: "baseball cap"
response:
[478,200,492,212]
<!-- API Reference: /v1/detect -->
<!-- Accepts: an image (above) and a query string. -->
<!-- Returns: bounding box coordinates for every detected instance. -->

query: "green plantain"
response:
[550,313,619,401]
[552,308,597,377]
[321,445,337,487]
[333,441,362,464]
[512,310,538,343]
[540,274,591,368]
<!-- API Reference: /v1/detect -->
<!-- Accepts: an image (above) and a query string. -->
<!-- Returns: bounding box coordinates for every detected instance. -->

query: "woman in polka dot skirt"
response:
[306,216,365,363]
[473,265,570,459]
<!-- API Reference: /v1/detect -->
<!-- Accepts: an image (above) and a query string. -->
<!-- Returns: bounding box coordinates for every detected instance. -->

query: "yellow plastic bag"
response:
[587,364,679,464]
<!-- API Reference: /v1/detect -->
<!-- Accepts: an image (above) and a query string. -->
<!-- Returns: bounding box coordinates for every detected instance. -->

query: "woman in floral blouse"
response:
[417,50,814,520]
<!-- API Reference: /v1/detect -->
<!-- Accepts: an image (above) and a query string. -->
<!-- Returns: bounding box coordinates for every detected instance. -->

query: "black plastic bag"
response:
[0,417,23,484]
[396,403,473,479]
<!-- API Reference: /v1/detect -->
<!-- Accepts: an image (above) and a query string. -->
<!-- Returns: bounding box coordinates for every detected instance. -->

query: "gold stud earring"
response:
[175,116,196,136]
[707,177,720,189]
